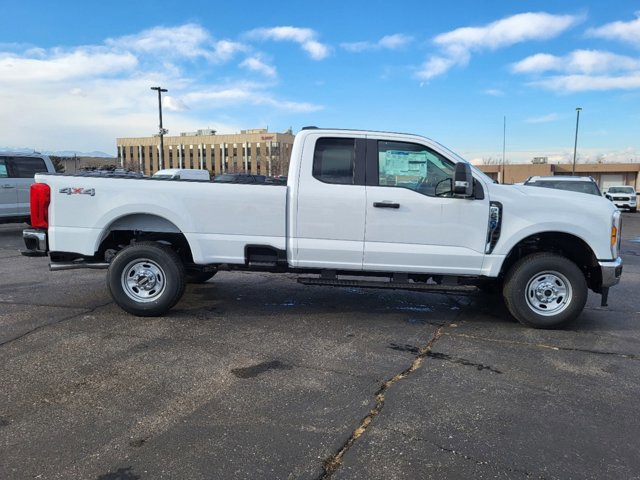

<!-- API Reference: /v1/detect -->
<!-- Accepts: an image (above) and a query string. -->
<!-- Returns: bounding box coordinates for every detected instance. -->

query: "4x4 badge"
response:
[59,187,95,196]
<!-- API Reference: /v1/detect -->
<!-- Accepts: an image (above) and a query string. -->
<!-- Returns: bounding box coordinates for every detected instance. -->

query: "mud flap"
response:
[600,287,609,307]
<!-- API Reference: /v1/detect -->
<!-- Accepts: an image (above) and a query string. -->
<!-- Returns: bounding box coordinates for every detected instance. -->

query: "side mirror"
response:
[454,162,474,197]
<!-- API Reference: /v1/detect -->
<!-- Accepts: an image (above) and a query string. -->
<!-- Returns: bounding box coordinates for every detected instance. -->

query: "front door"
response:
[0,157,18,218]
[363,138,489,275]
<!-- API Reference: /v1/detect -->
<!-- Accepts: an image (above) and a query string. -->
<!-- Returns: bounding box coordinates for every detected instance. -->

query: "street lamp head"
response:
[576,107,582,112]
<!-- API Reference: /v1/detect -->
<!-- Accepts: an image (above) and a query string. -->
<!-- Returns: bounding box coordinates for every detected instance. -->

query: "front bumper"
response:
[22,228,48,257]
[599,257,623,288]
[611,197,636,209]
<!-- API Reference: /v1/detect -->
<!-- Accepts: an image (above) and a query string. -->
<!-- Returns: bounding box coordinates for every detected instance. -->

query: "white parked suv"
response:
[604,186,637,212]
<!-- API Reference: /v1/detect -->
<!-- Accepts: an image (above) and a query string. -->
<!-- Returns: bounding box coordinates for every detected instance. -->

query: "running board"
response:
[297,277,479,294]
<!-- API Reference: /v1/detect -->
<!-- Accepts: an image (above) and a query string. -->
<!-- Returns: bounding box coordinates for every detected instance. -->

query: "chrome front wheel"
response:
[503,253,587,329]
[525,271,572,316]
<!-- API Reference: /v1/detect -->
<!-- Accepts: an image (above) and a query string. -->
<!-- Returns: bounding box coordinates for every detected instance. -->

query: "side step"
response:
[297,277,479,294]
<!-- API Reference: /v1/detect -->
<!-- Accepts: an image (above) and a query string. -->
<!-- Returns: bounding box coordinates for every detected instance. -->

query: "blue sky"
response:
[1,0,639,163]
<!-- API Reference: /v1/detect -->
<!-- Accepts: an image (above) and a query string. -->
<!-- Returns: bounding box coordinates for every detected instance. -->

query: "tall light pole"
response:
[572,107,582,176]
[151,86,168,170]
[502,115,506,184]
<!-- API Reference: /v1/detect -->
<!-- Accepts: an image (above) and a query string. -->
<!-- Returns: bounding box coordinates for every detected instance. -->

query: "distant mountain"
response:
[0,147,114,158]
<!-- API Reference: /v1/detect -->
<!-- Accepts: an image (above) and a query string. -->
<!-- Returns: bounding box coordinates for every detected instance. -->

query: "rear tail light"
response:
[30,183,50,228]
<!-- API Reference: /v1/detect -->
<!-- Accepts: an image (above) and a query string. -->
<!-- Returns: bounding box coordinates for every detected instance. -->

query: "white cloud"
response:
[512,49,640,93]
[417,12,582,80]
[107,24,209,56]
[512,50,640,74]
[587,13,640,46]
[341,34,413,52]
[106,24,248,62]
[0,23,323,153]
[240,56,277,77]
[210,40,249,62]
[0,49,137,83]
[163,96,189,112]
[184,83,323,113]
[483,88,505,96]
[246,26,330,60]
[526,113,561,123]
[530,74,640,93]
[418,56,458,81]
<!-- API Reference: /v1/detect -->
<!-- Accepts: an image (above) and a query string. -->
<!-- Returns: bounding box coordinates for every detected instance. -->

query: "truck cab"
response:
[1,153,55,223]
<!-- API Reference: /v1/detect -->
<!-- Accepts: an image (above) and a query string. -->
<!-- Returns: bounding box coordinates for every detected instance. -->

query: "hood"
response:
[488,183,615,215]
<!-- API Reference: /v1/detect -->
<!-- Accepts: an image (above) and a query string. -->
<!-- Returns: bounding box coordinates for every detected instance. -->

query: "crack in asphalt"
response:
[446,332,640,361]
[0,300,113,348]
[317,325,447,479]
[385,426,547,479]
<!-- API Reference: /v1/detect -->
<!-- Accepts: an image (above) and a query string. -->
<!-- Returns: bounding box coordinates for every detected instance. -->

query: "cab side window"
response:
[377,141,455,196]
[11,157,48,178]
[313,138,356,185]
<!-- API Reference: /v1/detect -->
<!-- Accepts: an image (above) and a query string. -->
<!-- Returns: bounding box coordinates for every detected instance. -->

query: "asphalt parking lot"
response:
[1,214,639,480]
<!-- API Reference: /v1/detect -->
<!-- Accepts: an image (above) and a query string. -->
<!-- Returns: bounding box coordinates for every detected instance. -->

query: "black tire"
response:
[185,270,217,284]
[107,242,185,316]
[630,207,637,213]
[503,253,587,329]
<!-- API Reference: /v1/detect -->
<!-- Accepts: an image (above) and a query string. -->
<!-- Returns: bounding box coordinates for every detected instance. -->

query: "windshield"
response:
[526,180,601,196]
[608,186,635,194]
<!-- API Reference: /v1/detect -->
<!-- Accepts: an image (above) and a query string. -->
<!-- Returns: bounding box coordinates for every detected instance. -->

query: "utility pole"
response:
[572,107,582,176]
[150,86,168,170]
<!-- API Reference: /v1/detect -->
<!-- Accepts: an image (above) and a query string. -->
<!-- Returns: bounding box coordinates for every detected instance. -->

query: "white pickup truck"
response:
[22,128,623,328]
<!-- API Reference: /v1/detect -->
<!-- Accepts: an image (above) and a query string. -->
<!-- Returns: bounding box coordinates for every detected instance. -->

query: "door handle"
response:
[2,184,15,189]
[373,202,400,209]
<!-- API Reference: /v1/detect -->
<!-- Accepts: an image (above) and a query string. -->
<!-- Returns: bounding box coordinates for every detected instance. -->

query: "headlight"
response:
[611,210,622,258]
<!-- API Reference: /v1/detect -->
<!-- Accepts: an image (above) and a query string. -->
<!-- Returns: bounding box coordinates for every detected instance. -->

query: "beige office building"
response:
[116,128,295,177]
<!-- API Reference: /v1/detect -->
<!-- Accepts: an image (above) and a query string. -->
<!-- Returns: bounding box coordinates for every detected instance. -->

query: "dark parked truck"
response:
[22,128,623,328]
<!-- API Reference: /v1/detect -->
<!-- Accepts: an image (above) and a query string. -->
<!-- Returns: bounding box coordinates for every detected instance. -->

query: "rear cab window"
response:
[312,137,365,185]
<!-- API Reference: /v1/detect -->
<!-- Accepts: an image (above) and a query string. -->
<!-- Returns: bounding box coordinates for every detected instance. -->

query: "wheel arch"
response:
[95,213,195,264]
[499,231,602,292]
